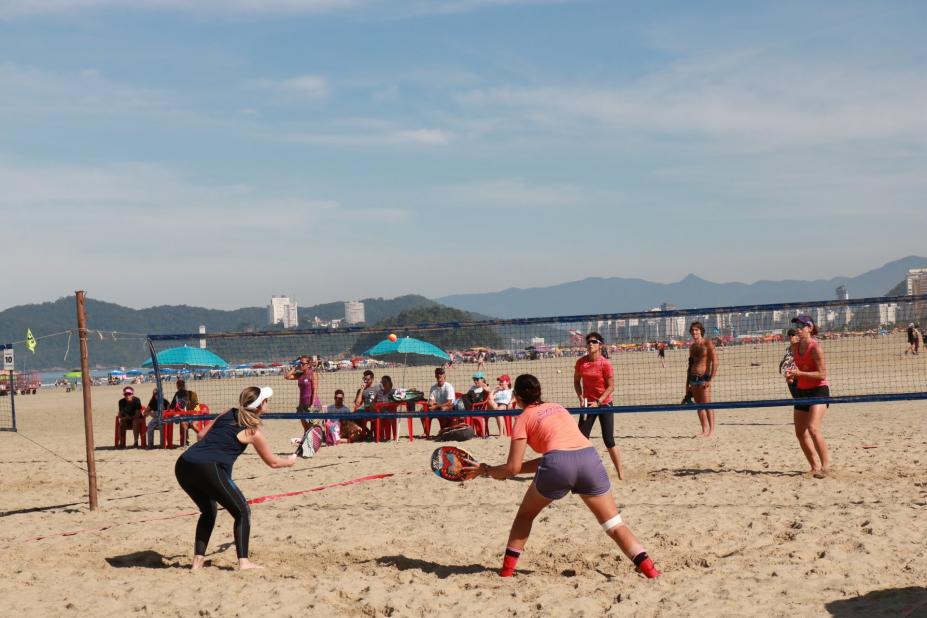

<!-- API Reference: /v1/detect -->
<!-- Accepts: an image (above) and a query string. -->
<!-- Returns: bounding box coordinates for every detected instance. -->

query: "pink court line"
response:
[20,473,394,544]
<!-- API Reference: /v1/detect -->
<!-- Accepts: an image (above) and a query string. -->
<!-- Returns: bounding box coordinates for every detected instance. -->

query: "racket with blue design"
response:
[430,446,478,482]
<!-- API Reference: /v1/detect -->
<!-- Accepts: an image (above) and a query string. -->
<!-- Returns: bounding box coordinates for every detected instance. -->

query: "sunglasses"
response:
[586,340,601,345]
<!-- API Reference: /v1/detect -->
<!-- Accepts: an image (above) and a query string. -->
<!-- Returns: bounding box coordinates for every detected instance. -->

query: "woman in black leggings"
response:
[175,386,296,570]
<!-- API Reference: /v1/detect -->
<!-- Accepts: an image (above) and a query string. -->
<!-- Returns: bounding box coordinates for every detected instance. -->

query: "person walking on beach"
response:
[657,343,666,369]
[174,386,296,570]
[684,321,718,437]
[786,315,831,478]
[284,355,319,432]
[574,332,624,480]
[461,374,660,579]
[905,323,918,356]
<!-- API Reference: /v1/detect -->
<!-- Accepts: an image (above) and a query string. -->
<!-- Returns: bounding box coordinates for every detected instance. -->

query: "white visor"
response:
[245,386,273,410]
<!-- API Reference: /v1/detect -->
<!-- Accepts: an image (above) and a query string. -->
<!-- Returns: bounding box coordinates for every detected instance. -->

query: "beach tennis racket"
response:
[295,426,323,459]
[430,445,478,482]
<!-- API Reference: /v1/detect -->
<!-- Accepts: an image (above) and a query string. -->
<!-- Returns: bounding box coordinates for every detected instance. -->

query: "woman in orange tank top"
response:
[462,374,661,579]
[785,315,831,478]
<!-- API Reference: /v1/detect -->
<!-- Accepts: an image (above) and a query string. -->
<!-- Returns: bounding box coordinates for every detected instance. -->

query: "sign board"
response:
[2,348,13,371]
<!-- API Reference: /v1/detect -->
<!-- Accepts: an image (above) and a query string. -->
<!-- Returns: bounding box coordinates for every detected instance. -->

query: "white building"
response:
[268,295,298,329]
[344,300,365,325]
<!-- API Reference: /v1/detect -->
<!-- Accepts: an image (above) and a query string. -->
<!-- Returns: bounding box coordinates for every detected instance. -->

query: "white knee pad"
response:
[601,514,623,532]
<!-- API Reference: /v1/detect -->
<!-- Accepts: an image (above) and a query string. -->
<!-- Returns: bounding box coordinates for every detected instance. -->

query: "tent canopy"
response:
[141,346,229,369]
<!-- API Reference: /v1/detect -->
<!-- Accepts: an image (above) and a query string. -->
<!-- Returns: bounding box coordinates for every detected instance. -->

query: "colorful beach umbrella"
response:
[364,336,450,367]
[141,346,229,369]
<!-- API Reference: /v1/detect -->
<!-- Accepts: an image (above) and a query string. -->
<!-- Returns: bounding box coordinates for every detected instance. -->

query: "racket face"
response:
[431,446,477,482]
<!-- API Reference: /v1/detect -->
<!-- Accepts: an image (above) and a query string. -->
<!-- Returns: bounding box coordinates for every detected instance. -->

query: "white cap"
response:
[245,386,273,410]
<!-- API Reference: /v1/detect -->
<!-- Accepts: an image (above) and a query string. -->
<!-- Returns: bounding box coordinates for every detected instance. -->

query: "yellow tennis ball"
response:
[388,333,398,342]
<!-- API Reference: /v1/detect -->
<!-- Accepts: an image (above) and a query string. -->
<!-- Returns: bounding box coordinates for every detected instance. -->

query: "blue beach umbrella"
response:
[364,336,450,367]
[141,346,229,369]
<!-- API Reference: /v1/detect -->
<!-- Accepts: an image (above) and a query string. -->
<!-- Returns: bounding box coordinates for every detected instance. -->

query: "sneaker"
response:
[636,557,662,579]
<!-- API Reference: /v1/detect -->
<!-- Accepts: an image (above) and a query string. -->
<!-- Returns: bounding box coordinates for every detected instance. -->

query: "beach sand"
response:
[1,376,926,616]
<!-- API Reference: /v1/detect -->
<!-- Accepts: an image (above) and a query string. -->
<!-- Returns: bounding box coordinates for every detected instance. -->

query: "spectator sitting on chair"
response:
[376,375,395,403]
[170,379,200,444]
[145,387,171,448]
[330,389,364,444]
[354,370,378,410]
[465,372,491,409]
[429,366,471,438]
[118,386,144,448]
[489,374,514,410]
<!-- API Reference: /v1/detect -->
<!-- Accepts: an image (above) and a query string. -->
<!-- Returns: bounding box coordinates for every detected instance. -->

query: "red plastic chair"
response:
[467,399,490,438]
[372,401,400,442]
[114,414,146,448]
[163,404,212,448]
[419,402,434,437]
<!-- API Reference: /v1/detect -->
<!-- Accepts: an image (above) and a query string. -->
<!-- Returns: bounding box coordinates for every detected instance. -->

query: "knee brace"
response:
[601,514,623,532]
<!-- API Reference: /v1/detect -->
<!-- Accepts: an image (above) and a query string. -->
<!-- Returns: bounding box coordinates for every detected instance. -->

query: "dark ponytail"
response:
[513,374,544,407]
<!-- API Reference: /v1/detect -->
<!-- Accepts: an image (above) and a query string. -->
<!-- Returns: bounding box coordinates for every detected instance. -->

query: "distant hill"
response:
[436,256,927,318]
[0,295,439,370]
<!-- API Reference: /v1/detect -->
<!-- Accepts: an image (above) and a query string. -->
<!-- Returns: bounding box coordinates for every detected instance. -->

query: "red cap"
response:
[497,374,511,383]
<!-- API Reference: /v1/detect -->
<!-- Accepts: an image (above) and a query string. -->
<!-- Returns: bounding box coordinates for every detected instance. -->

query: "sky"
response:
[2,0,926,311]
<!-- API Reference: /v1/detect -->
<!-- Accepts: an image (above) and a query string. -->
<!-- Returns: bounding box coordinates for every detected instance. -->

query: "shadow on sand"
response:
[825,586,927,617]
[105,548,235,571]
[372,555,511,578]
[0,502,84,518]
[657,467,804,478]
[105,550,187,569]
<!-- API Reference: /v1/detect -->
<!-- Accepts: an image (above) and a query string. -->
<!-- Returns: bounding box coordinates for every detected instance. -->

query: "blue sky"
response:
[2,0,926,311]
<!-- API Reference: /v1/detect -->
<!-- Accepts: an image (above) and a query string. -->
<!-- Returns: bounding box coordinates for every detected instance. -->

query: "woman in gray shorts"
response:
[462,374,661,579]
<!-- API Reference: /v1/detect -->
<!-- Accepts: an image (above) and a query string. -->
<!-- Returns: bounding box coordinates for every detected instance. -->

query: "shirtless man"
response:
[684,321,718,437]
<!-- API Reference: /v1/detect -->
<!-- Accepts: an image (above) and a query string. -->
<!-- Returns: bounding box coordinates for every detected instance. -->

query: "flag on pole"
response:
[26,329,37,353]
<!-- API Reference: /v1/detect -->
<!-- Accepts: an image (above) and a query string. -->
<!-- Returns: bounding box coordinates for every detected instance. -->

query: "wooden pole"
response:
[76,291,99,510]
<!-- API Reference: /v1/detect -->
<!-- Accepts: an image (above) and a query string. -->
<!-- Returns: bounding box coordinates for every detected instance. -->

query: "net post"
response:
[9,369,16,432]
[75,291,99,511]
[145,337,165,447]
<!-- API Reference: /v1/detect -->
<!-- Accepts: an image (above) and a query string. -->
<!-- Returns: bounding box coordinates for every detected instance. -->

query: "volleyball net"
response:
[0,372,16,432]
[145,294,927,424]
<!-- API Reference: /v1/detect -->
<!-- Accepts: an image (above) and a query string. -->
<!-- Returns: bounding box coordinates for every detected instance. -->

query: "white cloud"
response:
[0,0,368,17]
[280,75,330,99]
[0,160,415,231]
[434,177,595,209]
[0,0,577,17]
[278,126,453,146]
[405,0,582,16]
[457,54,927,149]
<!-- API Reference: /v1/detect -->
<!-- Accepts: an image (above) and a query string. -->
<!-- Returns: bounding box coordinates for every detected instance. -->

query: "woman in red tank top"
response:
[785,315,831,477]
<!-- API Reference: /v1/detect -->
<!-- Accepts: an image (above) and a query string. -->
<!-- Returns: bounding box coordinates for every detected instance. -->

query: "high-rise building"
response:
[836,285,849,300]
[268,295,298,329]
[906,268,927,295]
[344,300,365,325]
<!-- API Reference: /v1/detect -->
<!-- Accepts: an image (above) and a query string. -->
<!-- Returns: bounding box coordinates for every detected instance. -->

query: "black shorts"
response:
[793,385,830,412]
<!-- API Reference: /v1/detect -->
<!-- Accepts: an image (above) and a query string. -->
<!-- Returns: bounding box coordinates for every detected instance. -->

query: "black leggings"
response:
[578,413,616,448]
[174,457,251,559]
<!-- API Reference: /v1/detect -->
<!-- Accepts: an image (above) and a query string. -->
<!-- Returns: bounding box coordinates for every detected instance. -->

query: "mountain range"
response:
[436,256,927,318]
[2,257,924,369]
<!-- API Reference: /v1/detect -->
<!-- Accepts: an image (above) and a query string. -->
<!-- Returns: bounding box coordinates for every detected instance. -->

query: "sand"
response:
[1,375,926,616]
